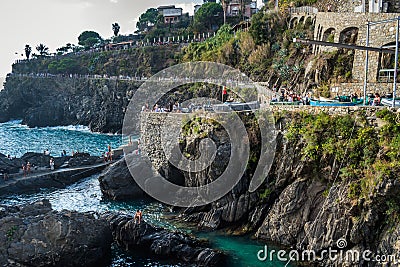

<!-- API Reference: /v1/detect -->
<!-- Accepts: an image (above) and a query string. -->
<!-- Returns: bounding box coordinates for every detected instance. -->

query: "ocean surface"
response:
[0,121,291,267]
[0,120,123,157]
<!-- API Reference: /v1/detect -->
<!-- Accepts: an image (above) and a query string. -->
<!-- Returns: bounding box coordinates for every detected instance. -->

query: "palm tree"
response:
[112,23,120,37]
[221,0,227,24]
[36,43,49,56]
[24,45,32,60]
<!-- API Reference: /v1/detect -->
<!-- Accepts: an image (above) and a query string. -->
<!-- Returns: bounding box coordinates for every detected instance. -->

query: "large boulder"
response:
[103,213,224,266]
[0,200,112,267]
[0,155,20,174]
[68,153,102,167]
[98,154,151,200]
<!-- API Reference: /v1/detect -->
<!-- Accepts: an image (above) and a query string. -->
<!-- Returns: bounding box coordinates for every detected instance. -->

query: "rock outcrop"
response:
[98,154,149,200]
[0,200,112,267]
[0,77,138,133]
[103,212,224,266]
[140,111,400,266]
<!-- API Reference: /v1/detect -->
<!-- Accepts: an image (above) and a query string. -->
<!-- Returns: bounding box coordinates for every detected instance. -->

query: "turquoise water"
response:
[0,121,292,267]
[0,120,123,157]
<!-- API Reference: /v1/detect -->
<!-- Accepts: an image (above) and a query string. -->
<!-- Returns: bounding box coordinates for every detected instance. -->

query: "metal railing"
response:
[288,6,318,15]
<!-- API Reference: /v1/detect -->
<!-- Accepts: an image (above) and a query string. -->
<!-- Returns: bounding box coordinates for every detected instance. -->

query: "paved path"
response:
[0,161,114,196]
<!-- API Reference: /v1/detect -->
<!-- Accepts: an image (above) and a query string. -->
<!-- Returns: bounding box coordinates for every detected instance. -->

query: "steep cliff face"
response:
[140,110,400,266]
[0,77,140,133]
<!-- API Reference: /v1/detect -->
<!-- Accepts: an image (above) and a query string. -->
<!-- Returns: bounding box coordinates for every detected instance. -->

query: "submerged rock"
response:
[103,213,224,266]
[0,200,112,267]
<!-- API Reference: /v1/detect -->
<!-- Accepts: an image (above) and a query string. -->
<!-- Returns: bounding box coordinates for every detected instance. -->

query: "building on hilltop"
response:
[225,0,258,19]
[157,5,188,25]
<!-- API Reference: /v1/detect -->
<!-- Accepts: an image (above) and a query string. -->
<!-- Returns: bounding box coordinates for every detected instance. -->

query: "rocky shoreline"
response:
[0,200,112,267]
[0,200,224,267]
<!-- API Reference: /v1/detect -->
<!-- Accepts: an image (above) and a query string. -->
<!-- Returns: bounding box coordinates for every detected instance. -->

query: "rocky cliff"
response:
[136,109,400,266]
[0,77,140,133]
[103,212,224,266]
[0,199,112,267]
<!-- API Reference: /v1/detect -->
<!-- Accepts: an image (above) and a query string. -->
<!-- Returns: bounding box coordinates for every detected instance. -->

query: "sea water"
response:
[0,121,292,267]
[0,120,123,157]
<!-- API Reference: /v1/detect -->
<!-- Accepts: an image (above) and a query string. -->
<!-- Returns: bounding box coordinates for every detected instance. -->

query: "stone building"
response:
[157,5,188,25]
[331,0,400,13]
[287,0,400,95]
[310,1,400,86]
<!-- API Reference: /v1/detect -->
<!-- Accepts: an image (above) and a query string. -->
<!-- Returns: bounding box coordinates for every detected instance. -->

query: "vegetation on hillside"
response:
[281,109,400,223]
[182,8,315,90]
[12,46,180,77]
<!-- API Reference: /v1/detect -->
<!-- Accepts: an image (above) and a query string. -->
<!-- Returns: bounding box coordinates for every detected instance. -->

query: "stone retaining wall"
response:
[330,82,400,96]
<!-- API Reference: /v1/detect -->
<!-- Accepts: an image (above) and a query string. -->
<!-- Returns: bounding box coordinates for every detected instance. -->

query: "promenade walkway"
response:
[0,161,113,196]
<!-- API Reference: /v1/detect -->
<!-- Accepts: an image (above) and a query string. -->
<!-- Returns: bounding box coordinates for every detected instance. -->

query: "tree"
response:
[193,2,223,33]
[36,43,49,57]
[112,23,120,36]
[56,43,74,55]
[136,8,159,33]
[221,0,229,24]
[24,45,32,60]
[78,31,102,49]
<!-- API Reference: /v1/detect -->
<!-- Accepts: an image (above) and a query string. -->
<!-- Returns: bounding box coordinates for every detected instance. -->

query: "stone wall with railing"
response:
[313,12,400,83]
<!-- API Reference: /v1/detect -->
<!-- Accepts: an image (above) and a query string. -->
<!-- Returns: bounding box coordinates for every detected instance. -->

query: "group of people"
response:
[350,92,382,106]
[149,102,181,113]
[271,87,310,105]
[22,162,32,177]
[102,145,113,162]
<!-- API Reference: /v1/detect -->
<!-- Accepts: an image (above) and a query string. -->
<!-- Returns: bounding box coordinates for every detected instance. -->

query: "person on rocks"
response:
[22,164,27,177]
[44,149,50,156]
[2,169,9,181]
[134,210,142,224]
[27,162,31,175]
[50,158,55,171]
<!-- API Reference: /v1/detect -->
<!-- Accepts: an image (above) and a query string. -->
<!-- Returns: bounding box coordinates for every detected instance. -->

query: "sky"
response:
[0,0,264,87]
